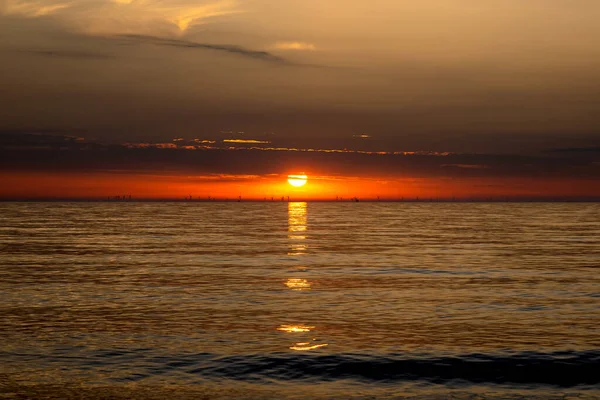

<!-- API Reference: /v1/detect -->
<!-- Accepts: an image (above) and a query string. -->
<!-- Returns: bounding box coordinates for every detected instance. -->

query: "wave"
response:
[191,350,600,386]
[4,349,599,387]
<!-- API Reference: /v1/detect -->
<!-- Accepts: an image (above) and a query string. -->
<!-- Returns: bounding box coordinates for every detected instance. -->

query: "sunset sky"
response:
[1,0,599,199]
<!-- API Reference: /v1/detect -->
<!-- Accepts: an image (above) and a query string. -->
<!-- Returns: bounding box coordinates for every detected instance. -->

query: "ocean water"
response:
[1,202,599,399]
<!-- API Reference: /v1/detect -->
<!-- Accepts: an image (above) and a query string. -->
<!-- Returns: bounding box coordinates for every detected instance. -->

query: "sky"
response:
[1,0,599,199]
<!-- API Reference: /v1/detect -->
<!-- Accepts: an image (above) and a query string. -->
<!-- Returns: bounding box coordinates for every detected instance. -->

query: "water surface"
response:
[1,202,599,398]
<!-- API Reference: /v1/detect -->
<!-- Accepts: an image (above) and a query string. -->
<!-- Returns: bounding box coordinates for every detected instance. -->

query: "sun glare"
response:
[288,174,308,187]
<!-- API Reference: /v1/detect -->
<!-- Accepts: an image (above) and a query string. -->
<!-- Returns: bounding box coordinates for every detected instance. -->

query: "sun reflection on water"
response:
[277,324,315,333]
[280,202,328,351]
[290,343,328,351]
[285,278,311,291]
[287,202,307,255]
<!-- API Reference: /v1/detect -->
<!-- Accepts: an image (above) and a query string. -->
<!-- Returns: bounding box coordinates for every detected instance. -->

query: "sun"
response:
[288,174,308,187]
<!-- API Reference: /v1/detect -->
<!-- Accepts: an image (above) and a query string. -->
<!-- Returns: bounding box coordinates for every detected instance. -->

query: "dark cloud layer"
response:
[1,132,598,181]
[549,147,600,154]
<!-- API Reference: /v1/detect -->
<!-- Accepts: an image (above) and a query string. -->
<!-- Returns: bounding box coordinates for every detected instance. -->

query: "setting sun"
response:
[287,174,308,187]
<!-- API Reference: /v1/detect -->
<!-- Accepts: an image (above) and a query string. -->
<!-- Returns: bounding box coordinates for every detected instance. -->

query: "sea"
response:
[1,202,599,399]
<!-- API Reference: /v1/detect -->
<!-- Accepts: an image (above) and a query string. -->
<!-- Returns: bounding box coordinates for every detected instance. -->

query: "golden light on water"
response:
[289,243,307,254]
[285,278,311,291]
[288,202,308,255]
[287,174,308,187]
[277,324,315,333]
[280,202,325,351]
[290,343,328,351]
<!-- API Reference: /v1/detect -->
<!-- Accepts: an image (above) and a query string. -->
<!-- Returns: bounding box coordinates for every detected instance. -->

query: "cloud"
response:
[548,146,600,153]
[223,139,271,144]
[273,41,316,51]
[1,0,71,17]
[115,34,285,62]
[0,130,90,150]
[2,132,598,182]
[1,0,239,34]
[15,49,114,59]
[441,164,489,169]
[119,0,240,33]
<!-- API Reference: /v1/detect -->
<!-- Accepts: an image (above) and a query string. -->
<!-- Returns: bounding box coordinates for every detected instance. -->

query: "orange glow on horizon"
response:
[0,171,598,200]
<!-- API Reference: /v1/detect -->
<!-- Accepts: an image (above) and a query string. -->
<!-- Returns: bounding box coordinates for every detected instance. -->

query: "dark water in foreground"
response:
[1,202,599,399]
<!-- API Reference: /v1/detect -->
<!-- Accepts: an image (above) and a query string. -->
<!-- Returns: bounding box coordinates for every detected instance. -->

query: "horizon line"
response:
[2,198,600,203]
